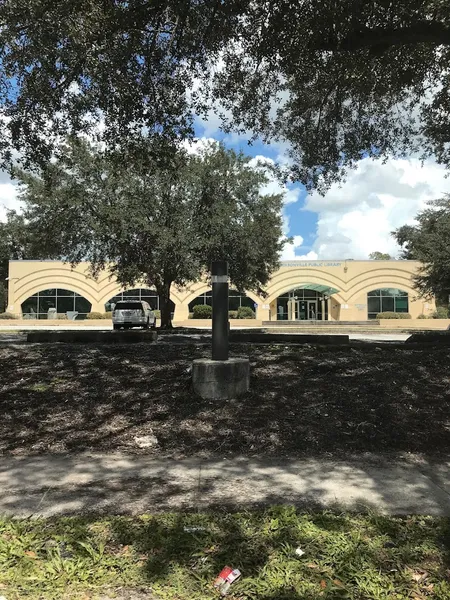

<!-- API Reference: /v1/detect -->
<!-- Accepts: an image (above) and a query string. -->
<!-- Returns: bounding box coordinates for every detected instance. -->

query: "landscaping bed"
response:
[0,342,449,458]
[2,508,449,599]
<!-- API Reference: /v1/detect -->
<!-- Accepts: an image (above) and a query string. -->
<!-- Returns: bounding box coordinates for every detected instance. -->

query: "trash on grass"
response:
[134,434,158,448]
[295,547,305,557]
[214,566,241,595]
[183,526,207,533]
[220,568,242,596]
[214,566,233,588]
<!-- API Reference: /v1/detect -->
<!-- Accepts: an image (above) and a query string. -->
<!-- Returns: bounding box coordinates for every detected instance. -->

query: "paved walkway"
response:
[1,453,449,516]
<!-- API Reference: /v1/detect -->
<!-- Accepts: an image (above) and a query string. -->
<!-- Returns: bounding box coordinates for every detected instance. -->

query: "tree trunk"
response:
[158,282,173,329]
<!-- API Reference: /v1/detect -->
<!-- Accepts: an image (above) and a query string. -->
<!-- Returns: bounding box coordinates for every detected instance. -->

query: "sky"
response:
[192,107,450,260]
[2,106,450,260]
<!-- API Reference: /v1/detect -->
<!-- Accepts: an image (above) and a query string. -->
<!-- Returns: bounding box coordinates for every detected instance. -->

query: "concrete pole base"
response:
[192,358,250,400]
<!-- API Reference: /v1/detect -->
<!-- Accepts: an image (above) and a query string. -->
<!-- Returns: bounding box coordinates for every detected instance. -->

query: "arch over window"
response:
[21,289,92,320]
[105,288,174,313]
[188,290,255,313]
[367,288,409,319]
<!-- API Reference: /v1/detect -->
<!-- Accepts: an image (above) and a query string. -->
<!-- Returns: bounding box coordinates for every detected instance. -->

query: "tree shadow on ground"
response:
[1,341,449,459]
[108,508,450,599]
[2,452,450,549]
[4,507,450,599]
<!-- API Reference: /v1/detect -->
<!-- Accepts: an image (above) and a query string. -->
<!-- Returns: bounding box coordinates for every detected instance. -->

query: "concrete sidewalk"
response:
[1,453,450,516]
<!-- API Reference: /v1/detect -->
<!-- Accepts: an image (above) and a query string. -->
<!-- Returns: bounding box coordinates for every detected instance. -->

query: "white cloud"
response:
[181,137,219,155]
[281,235,303,260]
[0,181,20,222]
[248,155,300,205]
[281,234,319,261]
[304,157,450,259]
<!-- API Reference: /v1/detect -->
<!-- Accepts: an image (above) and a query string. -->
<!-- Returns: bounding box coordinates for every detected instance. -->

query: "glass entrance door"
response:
[307,300,318,320]
[295,300,306,320]
[295,300,318,320]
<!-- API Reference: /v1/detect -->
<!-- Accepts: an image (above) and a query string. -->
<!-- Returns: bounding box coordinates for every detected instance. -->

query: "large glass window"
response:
[188,290,255,313]
[367,288,409,319]
[105,289,175,313]
[21,289,92,319]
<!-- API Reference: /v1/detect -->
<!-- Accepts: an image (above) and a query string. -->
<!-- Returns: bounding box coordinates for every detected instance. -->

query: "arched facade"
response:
[7,259,435,322]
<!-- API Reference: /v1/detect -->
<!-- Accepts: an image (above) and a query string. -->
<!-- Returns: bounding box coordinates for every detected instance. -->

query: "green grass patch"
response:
[28,383,51,392]
[1,508,450,599]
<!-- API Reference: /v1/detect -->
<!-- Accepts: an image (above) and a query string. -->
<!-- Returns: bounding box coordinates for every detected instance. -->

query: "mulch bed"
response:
[1,342,449,458]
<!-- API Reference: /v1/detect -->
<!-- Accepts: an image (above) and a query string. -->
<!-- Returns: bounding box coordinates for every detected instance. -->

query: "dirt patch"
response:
[0,342,449,458]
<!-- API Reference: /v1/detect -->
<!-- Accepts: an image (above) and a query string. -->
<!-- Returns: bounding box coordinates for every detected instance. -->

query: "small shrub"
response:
[56,313,68,320]
[0,312,18,320]
[152,310,161,319]
[430,306,449,319]
[192,304,212,319]
[376,312,412,319]
[229,310,238,319]
[104,311,112,319]
[86,312,105,320]
[237,306,256,319]
[417,314,428,319]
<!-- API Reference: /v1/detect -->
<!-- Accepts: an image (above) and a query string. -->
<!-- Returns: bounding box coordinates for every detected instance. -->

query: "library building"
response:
[6,259,435,323]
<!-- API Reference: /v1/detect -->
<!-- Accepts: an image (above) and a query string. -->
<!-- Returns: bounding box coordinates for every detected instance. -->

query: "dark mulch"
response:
[1,342,449,458]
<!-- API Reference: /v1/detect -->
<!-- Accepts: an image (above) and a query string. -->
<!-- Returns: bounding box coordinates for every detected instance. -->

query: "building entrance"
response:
[276,285,337,321]
[294,299,318,320]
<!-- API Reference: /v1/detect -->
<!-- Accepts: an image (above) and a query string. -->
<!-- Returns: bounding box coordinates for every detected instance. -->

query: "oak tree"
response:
[0,2,449,189]
[394,197,450,303]
[369,251,393,260]
[13,137,285,326]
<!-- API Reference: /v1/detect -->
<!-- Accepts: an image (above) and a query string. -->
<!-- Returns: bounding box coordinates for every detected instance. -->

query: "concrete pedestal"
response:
[192,358,250,399]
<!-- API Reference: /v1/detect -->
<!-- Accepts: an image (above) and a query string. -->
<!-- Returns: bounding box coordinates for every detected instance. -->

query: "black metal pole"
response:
[212,260,229,361]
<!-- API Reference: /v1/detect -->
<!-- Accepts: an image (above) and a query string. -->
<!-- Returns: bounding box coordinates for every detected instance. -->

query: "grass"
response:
[2,508,450,599]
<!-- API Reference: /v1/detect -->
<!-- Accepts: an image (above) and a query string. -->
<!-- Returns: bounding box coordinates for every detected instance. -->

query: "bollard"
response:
[212,260,229,361]
[192,260,249,399]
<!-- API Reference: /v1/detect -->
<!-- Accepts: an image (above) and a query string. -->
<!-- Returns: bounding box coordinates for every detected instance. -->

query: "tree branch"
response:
[319,21,450,52]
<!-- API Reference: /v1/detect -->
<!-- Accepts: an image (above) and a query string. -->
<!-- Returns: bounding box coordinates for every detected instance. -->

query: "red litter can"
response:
[214,566,233,588]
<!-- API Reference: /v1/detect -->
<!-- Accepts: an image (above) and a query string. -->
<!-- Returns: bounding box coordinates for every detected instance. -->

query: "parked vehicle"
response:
[112,300,156,330]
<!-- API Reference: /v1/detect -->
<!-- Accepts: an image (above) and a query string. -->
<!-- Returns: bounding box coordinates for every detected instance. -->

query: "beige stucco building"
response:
[7,259,435,323]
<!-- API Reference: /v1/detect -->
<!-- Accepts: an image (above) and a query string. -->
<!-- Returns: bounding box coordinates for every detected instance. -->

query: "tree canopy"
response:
[369,251,393,260]
[1,1,449,189]
[0,213,31,312]
[394,197,450,303]
[11,138,286,326]
[0,225,8,312]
